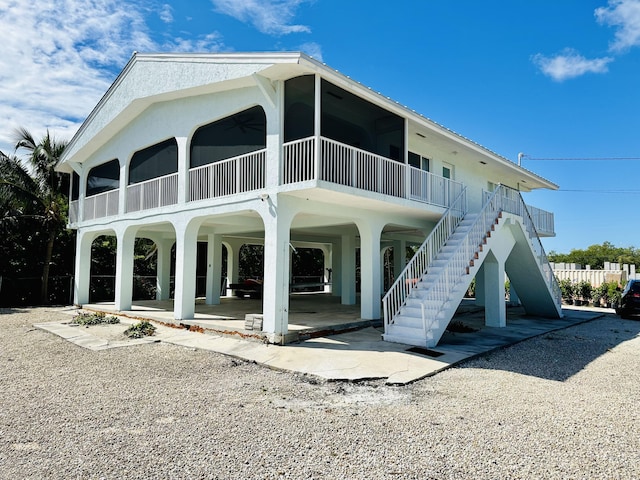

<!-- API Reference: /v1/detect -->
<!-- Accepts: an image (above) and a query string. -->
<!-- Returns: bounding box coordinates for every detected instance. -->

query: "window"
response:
[408,152,430,171]
[129,139,178,185]
[190,106,266,168]
[442,163,453,180]
[87,159,119,196]
[71,172,80,200]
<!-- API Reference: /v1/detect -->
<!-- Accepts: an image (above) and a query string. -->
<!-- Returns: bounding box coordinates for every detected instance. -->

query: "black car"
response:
[616,279,640,319]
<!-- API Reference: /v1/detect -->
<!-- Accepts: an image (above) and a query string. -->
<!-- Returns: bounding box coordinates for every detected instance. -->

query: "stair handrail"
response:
[417,186,506,338]
[490,186,562,307]
[382,187,468,329]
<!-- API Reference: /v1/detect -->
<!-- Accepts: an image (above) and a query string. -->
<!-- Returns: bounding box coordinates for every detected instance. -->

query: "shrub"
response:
[124,320,157,338]
[74,311,120,325]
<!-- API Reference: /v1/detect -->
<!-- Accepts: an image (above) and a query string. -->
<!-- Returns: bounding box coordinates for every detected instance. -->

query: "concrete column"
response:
[331,240,342,297]
[341,234,356,305]
[156,238,174,301]
[320,245,332,293]
[176,137,188,204]
[205,233,222,305]
[114,227,136,311]
[483,252,506,327]
[393,240,407,280]
[475,263,485,307]
[73,230,95,305]
[223,239,243,296]
[261,196,295,338]
[173,220,199,320]
[357,220,384,320]
[118,159,128,216]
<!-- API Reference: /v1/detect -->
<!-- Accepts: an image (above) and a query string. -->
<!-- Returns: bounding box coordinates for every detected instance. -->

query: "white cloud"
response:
[0,0,224,154]
[532,49,613,81]
[211,0,311,35]
[159,3,174,23]
[298,42,323,61]
[596,0,640,51]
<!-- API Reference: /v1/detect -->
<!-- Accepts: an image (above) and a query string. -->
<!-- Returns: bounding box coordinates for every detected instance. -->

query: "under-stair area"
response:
[383,185,562,348]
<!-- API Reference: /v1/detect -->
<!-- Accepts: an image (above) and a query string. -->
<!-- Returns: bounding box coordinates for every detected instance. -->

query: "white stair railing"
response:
[382,187,468,329]
[416,187,505,334]
[489,186,562,306]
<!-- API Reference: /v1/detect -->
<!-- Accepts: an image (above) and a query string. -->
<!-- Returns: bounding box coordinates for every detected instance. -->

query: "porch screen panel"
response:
[129,139,178,185]
[284,75,314,143]
[190,106,266,169]
[87,159,119,196]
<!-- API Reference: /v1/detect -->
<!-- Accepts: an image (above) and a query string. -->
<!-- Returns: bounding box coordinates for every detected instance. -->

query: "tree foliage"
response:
[0,128,70,304]
[548,241,640,269]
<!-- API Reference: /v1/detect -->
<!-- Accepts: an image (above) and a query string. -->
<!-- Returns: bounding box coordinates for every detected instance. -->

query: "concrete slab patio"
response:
[36,301,606,385]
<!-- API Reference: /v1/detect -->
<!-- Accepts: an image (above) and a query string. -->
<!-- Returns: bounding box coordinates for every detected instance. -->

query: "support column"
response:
[320,245,332,293]
[156,238,173,301]
[475,263,486,306]
[331,240,342,297]
[358,219,384,320]
[392,240,407,280]
[223,239,243,297]
[261,196,295,340]
[205,233,222,305]
[341,234,356,305]
[174,220,199,320]
[483,252,506,327]
[176,137,188,204]
[73,230,95,305]
[114,227,136,311]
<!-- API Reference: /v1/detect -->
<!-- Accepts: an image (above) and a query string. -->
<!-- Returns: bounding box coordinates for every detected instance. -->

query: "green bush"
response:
[74,311,120,325]
[124,321,157,339]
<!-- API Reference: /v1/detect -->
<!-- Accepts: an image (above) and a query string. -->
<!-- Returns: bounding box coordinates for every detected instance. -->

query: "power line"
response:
[522,156,640,161]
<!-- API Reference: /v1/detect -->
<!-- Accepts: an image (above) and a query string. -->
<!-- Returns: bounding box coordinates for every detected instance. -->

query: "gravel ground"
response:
[1,307,639,479]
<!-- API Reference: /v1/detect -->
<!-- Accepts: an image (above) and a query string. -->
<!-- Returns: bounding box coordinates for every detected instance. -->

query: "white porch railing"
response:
[282,136,463,208]
[69,200,79,224]
[83,189,119,221]
[382,187,468,329]
[127,172,178,213]
[190,150,266,202]
[527,205,555,236]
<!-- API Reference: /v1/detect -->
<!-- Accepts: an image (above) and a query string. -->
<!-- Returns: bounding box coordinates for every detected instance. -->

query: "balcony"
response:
[283,136,464,208]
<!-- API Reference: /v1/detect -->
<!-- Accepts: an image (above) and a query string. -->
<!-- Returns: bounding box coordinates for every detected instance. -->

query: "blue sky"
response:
[1,0,639,255]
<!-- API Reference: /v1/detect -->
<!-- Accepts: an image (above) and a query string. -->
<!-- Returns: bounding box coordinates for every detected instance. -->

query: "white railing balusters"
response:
[382,187,469,329]
[126,172,178,213]
[189,149,266,202]
[83,189,119,221]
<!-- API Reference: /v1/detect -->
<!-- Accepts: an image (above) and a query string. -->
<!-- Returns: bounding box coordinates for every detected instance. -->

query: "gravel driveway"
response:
[1,307,639,479]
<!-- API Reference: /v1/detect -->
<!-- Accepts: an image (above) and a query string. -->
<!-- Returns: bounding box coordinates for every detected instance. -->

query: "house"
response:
[56,52,562,347]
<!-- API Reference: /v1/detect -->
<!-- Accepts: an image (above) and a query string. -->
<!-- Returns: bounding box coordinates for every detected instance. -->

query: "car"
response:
[616,279,640,319]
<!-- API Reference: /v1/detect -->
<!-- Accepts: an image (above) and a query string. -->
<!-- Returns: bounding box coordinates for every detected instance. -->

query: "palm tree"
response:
[0,128,68,303]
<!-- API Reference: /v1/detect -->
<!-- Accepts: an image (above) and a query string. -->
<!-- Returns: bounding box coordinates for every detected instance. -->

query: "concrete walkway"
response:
[36,305,606,385]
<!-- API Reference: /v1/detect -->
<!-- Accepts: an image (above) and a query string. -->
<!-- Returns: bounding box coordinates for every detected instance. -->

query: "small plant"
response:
[577,280,592,303]
[558,278,575,304]
[74,311,120,326]
[124,320,157,338]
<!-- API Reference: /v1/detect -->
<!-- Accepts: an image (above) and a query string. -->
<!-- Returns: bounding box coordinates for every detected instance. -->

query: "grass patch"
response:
[74,311,120,326]
[124,321,157,339]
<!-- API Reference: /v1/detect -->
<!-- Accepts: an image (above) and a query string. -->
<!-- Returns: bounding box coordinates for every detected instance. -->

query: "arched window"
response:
[86,159,119,197]
[129,138,178,184]
[190,106,267,168]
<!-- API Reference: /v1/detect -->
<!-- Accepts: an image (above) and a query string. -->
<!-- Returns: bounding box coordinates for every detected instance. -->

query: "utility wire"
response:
[522,156,640,161]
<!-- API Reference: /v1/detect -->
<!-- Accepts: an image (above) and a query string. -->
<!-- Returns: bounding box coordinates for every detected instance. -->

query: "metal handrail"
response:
[382,186,468,329]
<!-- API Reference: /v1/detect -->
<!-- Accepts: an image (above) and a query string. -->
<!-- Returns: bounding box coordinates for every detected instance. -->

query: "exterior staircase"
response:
[382,185,561,348]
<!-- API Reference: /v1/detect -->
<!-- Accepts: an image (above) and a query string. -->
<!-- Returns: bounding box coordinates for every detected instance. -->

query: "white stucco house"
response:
[56,52,561,347]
